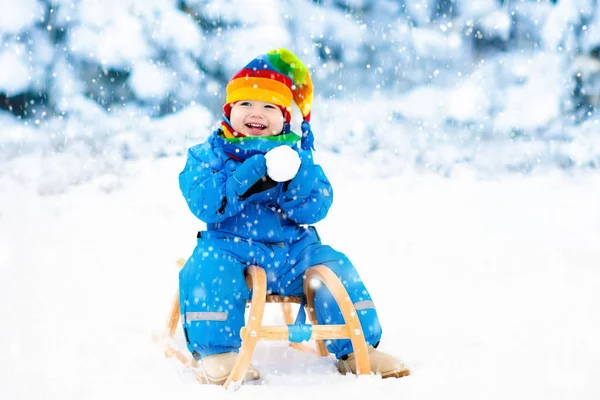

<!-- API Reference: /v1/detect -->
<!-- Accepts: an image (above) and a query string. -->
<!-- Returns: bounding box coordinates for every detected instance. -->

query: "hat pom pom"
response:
[301,120,315,151]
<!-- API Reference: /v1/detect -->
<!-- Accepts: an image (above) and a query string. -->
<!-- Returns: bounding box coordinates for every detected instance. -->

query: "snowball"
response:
[264,145,301,182]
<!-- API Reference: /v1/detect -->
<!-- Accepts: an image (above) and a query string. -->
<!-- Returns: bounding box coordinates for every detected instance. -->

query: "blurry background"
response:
[1,0,600,193]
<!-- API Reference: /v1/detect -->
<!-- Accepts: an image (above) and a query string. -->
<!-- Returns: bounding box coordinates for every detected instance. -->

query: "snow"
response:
[0,50,30,95]
[396,80,489,124]
[411,26,466,61]
[455,0,498,18]
[68,15,154,69]
[149,8,203,56]
[129,61,176,102]
[200,0,282,24]
[0,0,40,34]
[405,0,436,25]
[213,25,292,77]
[1,154,600,399]
[477,9,512,42]
[494,52,564,134]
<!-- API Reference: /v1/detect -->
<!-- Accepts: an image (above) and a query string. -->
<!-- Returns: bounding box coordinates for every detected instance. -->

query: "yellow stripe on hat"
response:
[226,77,293,108]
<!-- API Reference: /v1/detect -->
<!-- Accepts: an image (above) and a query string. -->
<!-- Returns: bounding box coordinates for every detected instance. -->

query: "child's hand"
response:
[264,145,301,182]
[284,164,317,198]
[230,154,267,195]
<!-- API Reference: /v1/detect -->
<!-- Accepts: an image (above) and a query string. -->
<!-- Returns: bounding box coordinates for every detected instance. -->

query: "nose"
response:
[248,106,264,118]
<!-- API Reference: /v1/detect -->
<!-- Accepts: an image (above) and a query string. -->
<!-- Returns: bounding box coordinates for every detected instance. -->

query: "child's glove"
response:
[229,154,268,196]
[284,164,318,198]
[264,145,301,182]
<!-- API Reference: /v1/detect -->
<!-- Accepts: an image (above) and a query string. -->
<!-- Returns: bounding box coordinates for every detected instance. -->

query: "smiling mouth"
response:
[246,123,267,130]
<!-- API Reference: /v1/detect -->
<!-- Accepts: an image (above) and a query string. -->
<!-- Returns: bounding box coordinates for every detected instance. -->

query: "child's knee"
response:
[322,256,363,286]
[179,256,249,349]
[180,255,249,307]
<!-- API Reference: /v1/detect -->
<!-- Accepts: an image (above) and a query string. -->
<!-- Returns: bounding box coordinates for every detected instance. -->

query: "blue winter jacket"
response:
[179,130,334,243]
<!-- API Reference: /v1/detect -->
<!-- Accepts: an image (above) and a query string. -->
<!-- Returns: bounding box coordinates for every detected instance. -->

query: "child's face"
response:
[230,100,285,136]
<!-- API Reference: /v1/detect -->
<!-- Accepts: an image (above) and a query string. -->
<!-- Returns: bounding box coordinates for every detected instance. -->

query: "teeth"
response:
[247,123,265,129]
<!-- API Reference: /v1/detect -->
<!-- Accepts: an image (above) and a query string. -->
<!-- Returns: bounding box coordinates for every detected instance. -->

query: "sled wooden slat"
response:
[280,302,319,355]
[165,258,186,338]
[240,324,350,341]
[264,295,302,304]
[153,333,198,368]
[166,291,180,338]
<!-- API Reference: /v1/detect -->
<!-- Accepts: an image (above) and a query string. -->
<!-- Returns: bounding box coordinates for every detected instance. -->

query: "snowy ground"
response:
[1,153,599,400]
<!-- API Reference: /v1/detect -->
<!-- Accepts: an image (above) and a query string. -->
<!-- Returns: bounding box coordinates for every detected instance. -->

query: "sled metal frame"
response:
[154,259,371,390]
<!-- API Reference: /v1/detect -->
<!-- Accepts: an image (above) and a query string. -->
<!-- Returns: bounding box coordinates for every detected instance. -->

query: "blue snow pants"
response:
[179,227,382,359]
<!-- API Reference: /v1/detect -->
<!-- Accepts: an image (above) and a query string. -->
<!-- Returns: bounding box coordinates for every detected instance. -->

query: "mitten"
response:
[229,154,267,196]
[283,163,318,198]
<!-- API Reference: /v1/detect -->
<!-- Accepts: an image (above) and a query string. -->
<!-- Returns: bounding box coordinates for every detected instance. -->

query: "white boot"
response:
[338,346,410,378]
[197,352,260,385]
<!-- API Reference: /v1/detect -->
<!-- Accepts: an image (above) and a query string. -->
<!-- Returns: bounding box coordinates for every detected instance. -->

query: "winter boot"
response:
[337,346,410,378]
[197,352,261,385]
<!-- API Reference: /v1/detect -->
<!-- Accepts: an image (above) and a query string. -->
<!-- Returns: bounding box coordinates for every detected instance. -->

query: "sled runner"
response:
[153,258,372,390]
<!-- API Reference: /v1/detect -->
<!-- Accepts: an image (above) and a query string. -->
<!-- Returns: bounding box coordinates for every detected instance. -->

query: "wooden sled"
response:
[153,259,372,390]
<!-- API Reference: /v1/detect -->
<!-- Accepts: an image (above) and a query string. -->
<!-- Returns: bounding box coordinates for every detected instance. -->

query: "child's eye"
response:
[238,101,251,106]
[265,104,277,109]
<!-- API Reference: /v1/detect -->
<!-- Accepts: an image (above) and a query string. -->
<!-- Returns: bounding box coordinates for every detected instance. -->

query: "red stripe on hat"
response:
[279,105,291,124]
[231,68,293,89]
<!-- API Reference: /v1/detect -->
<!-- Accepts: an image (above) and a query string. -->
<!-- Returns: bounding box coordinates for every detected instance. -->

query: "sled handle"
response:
[240,324,350,341]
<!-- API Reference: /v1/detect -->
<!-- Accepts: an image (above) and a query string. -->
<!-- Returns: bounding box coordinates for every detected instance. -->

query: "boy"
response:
[178,48,409,385]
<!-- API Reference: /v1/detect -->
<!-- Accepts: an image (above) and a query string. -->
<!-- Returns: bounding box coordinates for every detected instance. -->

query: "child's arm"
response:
[278,152,333,224]
[179,144,272,223]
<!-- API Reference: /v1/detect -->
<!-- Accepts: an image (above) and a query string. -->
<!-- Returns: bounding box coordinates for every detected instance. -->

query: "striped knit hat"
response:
[221,48,315,150]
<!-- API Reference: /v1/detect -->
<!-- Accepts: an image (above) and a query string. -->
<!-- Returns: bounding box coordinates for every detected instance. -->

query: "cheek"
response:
[229,109,245,129]
[270,114,285,130]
